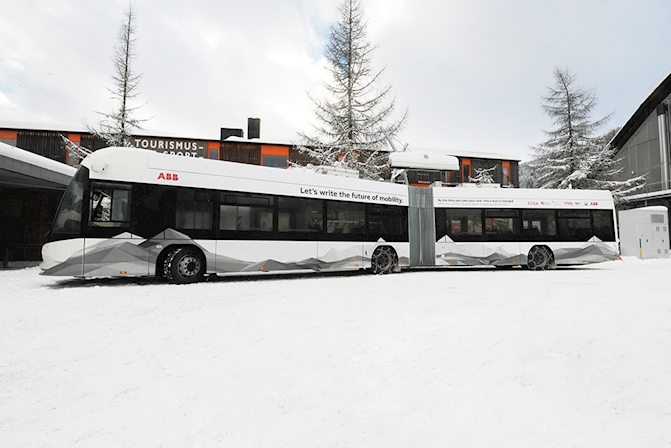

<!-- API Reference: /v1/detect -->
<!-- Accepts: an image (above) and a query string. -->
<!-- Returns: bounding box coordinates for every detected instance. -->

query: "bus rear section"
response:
[431,187,619,270]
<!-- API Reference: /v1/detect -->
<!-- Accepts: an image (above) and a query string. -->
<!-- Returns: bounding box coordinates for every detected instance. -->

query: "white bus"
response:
[40,147,619,283]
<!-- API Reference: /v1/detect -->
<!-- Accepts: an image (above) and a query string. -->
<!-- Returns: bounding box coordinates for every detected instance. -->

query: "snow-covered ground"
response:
[2,258,670,447]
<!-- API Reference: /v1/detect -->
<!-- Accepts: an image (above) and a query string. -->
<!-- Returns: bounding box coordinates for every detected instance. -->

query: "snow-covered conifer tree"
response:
[532,68,644,202]
[469,167,496,185]
[519,161,543,188]
[298,0,407,179]
[89,4,147,147]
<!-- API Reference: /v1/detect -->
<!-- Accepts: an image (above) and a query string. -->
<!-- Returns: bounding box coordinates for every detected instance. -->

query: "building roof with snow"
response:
[0,141,75,190]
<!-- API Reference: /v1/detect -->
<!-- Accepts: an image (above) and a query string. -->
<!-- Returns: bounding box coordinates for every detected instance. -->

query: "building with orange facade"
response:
[0,118,520,265]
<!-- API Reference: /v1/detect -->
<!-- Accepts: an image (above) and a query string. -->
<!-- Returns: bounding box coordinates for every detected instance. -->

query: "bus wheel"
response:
[527,246,554,271]
[371,246,398,275]
[165,246,205,284]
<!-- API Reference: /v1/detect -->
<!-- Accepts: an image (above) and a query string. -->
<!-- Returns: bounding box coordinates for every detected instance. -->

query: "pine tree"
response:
[89,4,147,147]
[532,68,644,202]
[519,161,542,188]
[298,0,407,179]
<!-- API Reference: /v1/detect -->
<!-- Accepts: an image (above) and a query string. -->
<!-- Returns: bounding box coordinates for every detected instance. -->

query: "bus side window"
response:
[521,210,557,239]
[445,209,483,240]
[369,204,408,240]
[176,189,213,230]
[278,196,323,233]
[484,209,520,240]
[557,210,591,241]
[89,183,131,227]
[327,201,364,234]
[592,210,615,241]
[220,193,274,232]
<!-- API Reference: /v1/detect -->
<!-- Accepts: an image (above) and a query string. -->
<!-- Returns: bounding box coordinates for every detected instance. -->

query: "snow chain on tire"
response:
[163,246,205,284]
[371,246,398,275]
[527,246,555,271]
[163,247,181,282]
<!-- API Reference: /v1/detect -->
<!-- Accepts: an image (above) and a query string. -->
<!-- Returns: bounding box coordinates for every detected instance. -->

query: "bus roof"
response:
[80,147,614,210]
[81,147,410,206]
[432,185,614,209]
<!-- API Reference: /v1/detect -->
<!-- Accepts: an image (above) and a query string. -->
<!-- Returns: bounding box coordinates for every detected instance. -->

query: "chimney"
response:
[248,118,261,139]
[220,127,244,141]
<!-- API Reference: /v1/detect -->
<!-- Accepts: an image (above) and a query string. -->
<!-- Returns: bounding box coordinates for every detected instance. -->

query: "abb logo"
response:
[158,172,179,181]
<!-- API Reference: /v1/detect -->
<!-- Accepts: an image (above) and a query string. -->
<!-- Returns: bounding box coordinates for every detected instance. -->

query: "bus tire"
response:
[161,247,180,279]
[165,246,205,284]
[527,246,554,271]
[156,247,177,278]
[371,246,398,275]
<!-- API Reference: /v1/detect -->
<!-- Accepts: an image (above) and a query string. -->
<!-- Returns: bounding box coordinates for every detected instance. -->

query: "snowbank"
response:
[1,259,670,446]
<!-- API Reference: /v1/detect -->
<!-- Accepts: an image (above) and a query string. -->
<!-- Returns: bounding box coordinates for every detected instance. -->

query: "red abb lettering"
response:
[157,172,179,181]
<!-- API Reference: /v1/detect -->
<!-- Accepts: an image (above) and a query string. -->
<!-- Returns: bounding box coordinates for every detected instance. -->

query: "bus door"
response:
[435,207,484,266]
[408,186,436,266]
[484,209,521,265]
[84,182,142,277]
[318,200,365,271]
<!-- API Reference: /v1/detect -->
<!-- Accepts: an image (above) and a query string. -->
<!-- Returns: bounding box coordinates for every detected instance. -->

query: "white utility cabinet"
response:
[618,206,669,259]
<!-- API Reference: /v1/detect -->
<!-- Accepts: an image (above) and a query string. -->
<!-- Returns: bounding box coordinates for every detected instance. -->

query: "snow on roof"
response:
[0,141,77,177]
[0,121,216,141]
[0,122,521,162]
[620,189,671,202]
[408,145,521,162]
[619,205,668,213]
[223,136,296,146]
[0,121,88,134]
[222,137,520,164]
[389,151,460,171]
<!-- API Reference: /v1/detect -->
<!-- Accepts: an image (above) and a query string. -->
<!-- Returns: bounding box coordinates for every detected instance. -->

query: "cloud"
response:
[1,0,670,161]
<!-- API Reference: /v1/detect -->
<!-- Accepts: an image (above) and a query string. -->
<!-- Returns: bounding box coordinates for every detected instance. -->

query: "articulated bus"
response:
[40,147,619,283]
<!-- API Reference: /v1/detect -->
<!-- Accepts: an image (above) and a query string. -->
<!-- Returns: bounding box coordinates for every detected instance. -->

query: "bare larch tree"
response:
[298,0,407,179]
[89,4,147,147]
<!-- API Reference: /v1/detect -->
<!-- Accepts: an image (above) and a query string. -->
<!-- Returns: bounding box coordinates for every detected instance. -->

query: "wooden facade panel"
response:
[16,131,65,163]
[221,142,261,165]
[289,147,316,166]
[80,134,111,152]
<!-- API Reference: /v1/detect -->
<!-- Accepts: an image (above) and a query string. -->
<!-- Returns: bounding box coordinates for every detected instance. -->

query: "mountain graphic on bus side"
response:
[40,147,620,283]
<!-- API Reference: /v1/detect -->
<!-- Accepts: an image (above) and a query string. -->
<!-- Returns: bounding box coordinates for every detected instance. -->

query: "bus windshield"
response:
[48,166,89,240]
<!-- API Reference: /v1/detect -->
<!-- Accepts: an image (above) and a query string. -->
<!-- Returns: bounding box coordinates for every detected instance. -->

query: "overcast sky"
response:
[1,0,670,161]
